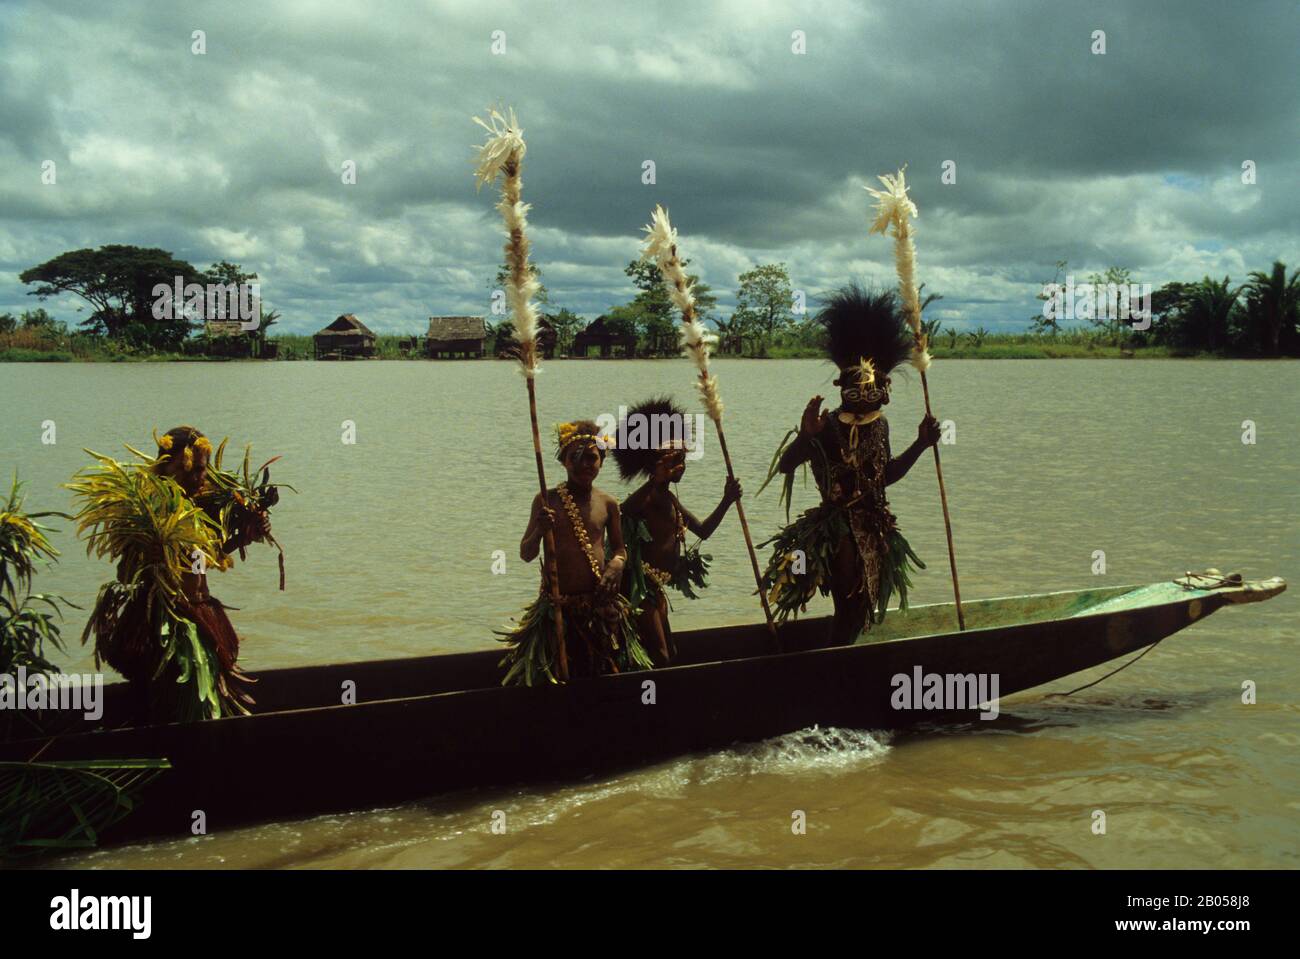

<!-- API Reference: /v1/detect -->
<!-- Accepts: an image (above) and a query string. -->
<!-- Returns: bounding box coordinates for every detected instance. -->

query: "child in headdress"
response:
[613,397,740,665]
[500,421,654,684]
[761,284,939,647]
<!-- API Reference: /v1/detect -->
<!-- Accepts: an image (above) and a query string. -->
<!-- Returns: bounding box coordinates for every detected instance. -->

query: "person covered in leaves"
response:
[613,397,741,666]
[68,426,280,723]
[760,284,939,647]
[499,421,654,684]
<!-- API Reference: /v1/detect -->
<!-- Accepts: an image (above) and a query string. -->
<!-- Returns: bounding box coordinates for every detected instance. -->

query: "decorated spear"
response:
[865,167,966,630]
[640,205,779,646]
[472,106,569,679]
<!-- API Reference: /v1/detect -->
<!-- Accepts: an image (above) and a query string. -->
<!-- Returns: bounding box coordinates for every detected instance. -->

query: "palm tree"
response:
[1184,277,1240,353]
[712,315,743,356]
[1242,261,1299,356]
[965,326,989,348]
[918,282,943,314]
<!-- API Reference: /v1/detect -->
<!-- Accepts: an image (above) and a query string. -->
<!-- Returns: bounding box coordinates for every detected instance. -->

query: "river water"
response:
[2,358,1296,868]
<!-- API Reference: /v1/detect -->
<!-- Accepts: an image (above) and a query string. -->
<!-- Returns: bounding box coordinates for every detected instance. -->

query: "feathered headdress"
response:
[818,283,913,387]
[612,396,689,481]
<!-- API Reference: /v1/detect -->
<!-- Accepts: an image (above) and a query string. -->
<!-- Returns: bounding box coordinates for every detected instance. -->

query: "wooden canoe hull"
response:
[0,577,1284,841]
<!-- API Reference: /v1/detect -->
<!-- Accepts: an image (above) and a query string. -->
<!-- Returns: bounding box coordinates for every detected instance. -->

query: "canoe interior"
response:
[9,581,1201,742]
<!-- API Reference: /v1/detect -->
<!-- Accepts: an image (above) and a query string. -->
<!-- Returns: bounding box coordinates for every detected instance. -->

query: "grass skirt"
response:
[759,504,924,624]
[497,592,654,686]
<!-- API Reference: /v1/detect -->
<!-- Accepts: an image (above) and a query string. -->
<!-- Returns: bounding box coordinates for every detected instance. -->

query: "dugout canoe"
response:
[0,572,1285,842]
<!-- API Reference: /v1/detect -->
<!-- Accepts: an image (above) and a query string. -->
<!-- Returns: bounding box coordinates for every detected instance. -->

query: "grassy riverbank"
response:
[0,331,1278,362]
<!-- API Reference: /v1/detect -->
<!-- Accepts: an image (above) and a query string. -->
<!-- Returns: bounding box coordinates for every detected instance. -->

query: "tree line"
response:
[7,244,1298,360]
[6,245,277,357]
[1022,260,1300,356]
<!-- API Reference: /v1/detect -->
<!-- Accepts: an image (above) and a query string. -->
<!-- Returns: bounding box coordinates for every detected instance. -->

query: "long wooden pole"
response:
[866,169,965,632]
[642,206,779,649]
[474,108,569,681]
[525,372,569,679]
[917,370,965,631]
[709,410,780,648]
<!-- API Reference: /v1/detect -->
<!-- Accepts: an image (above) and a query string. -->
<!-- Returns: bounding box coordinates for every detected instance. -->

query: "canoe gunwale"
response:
[4,576,1281,747]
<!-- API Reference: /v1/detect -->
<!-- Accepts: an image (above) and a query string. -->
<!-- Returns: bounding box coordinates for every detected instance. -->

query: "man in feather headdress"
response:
[70,426,276,723]
[613,397,741,666]
[501,420,654,684]
[760,285,939,647]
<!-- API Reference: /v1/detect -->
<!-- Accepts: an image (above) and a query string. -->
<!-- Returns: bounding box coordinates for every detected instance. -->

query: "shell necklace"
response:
[556,482,603,581]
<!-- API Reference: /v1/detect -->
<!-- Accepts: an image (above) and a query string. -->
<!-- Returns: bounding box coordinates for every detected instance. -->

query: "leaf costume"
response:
[496,590,652,686]
[66,433,285,722]
[759,284,926,633]
[761,420,924,624]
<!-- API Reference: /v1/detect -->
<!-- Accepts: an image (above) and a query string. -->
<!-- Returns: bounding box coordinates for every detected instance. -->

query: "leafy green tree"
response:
[604,303,647,343]
[493,263,549,310]
[19,308,57,329]
[623,259,715,355]
[206,260,256,290]
[733,263,795,356]
[1242,261,1300,356]
[711,314,743,355]
[0,313,15,334]
[1029,260,1068,337]
[20,245,205,350]
[1085,266,1134,345]
[546,308,584,355]
[1182,276,1240,352]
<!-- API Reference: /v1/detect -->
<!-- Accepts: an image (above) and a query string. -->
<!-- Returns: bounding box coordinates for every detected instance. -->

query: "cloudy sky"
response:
[1,0,1296,334]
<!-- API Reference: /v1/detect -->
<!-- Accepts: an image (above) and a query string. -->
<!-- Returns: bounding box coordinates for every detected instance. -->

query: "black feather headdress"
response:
[613,396,689,481]
[818,282,914,385]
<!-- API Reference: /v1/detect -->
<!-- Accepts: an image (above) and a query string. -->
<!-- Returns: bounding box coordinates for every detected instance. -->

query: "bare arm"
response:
[780,395,829,474]
[885,416,940,486]
[520,492,554,562]
[599,497,627,597]
[677,477,742,540]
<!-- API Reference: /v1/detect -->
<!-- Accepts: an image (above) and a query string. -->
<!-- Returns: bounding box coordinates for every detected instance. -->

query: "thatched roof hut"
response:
[314,314,376,360]
[203,319,252,358]
[572,316,636,358]
[426,316,486,358]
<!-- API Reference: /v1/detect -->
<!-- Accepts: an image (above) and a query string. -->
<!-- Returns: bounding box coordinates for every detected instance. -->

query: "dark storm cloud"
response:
[0,0,1296,333]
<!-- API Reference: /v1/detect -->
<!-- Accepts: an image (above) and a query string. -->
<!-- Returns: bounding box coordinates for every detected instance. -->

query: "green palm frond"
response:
[0,759,169,859]
[0,474,74,683]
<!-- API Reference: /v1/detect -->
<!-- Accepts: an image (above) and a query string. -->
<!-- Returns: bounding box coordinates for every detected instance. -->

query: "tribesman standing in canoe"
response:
[500,421,655,684]
[613,397,741,665]
[67,426,285,722]
[760,285,940,647]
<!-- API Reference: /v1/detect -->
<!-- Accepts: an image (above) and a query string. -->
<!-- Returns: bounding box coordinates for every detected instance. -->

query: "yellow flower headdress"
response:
[554,422,616,458]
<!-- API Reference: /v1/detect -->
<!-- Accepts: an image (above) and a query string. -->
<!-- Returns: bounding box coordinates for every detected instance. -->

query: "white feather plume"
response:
[865,167,931,373]
[472,107,525,189]
[472,106,541,376]
[640,205,724,422]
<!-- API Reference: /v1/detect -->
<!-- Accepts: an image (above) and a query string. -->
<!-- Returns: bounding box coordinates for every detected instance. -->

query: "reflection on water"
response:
[3,358,1296,868]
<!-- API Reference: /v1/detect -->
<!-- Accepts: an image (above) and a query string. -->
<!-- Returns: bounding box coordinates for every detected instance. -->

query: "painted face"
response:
[563,440,604,486]
[840,374,891,413]
[652,445,687,484]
